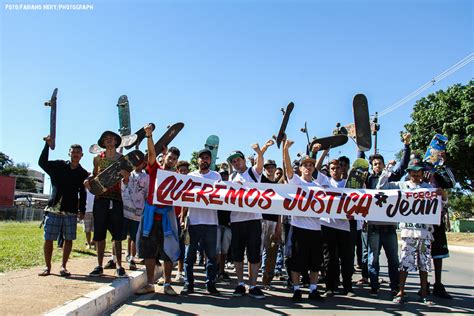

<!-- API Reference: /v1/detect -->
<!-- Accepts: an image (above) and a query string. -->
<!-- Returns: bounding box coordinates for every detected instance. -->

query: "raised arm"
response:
[283,138,295,180]
[145,124,156,166]
[391,133,411,181]
[252,139,274,175]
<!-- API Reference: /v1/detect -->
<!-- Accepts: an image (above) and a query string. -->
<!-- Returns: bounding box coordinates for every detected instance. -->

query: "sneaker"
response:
[104,259,116,269]
[136,284,155,295]
[157,277,165,286]
[116,267,127,278]
[219,272,231,282]
[308,290,324,301]
[129,261,137,271]
[248,287,265,300]
[233,284,246,297]
[433,283,452,299]
[343,289,356,297]
[370,288,378,296]
[89,266,103,277]
[206,283,220,295]
[163,285,178,296]
[356,278,369,286]
[323,290,335,297]
[292,289,302,302]
[393,295,405,304]
[174,272,185,283]
[180,284,194,295]
[418,296,435,306]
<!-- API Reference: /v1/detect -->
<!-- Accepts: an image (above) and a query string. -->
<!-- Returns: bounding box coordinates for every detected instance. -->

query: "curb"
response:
[44,266,163,316]
[448,245,474,254]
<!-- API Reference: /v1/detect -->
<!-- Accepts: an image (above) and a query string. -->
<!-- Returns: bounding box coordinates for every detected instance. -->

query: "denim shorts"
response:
[44,213,77,241]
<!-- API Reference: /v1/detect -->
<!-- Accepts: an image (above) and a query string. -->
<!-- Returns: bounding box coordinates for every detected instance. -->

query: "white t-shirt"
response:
[230,166,263,223]
[85,190,95,213]
[319,174,350,231]
[187,170,221,225]
[288,174,325,231]
[121,170,149,222]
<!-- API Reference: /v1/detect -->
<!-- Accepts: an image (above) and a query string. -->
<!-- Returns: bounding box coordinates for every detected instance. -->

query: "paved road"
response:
[111,251,474,315]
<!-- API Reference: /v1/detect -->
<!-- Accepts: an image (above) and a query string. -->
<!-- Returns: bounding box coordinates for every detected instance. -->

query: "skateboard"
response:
[262,239,279,285]
[152,123,185,156]
[205,135,220,171]
[275,102,294,149]
[89,150,145,195]
[345,158,369,189]
[44,88,58,150]
[124,123,156,150]
[353,94,372,152]
[117,95,131,136]
[423,134,448,166]
[423,134,455,189]
[309,134,349,151]
[89,134,138,154]
[300,122,312,154]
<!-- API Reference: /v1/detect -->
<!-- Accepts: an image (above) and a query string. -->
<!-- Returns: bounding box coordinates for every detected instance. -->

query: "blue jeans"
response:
[361,230,369,279]
[184,224,218,286]
[367,225,400,291]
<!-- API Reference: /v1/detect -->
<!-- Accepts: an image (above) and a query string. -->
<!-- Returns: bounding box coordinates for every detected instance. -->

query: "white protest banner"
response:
[152,170,442,225]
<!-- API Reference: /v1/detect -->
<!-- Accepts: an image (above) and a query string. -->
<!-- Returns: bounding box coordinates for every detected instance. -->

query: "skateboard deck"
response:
[124,123,156,150]
[423,134,448,166]
[262,240,279,285]
[301,122,312,154]
[44,88,58,150]
[89,150,145,195]
[89,134,138,154]
[353,94,372,152]
[205,135,220,171]
[345,158,369,189]
[309,134,349,151]
[152,123,184,156]
[276,102,294,149]
[117,95,131,136]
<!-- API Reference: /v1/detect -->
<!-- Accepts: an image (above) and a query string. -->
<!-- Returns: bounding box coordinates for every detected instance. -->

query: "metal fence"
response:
[0,206,45,221]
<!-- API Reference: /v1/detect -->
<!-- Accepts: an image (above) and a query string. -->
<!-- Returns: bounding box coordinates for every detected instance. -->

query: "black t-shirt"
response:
[260,174,279,222]
[38,143,89,213]
[218,210,231,227]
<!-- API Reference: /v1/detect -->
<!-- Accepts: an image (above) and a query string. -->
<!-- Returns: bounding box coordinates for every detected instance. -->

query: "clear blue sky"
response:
[1,0,472,193]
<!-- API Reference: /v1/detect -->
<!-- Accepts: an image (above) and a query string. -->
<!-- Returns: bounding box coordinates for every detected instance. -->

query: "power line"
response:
[378,53,474,118]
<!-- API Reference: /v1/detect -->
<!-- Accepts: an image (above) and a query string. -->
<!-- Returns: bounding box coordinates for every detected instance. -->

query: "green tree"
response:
[189,151,199,171]
[0,152,37,192]
[403,81,474,190]
[449,190,474,220]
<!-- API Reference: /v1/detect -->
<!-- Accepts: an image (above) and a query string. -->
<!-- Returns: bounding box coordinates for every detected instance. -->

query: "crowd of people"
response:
[38,124,455,306]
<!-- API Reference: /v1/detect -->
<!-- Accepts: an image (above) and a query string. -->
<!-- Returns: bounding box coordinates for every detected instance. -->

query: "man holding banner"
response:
[227,140,273,300]
[283,139,325,302]
[181,149,221,295]
[377,158,445,306]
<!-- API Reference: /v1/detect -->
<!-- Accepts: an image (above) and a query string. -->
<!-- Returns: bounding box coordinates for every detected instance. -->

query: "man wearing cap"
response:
[377,158,445,305]
[180,149,221,295]
[84,131,128,278]
[260,159,282,289]
[283,139,326,302]
[317,158,356,296]
[38,136,89,277]
[135,124,181,295]
[216,168,232,282]
[227,139,274,299]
